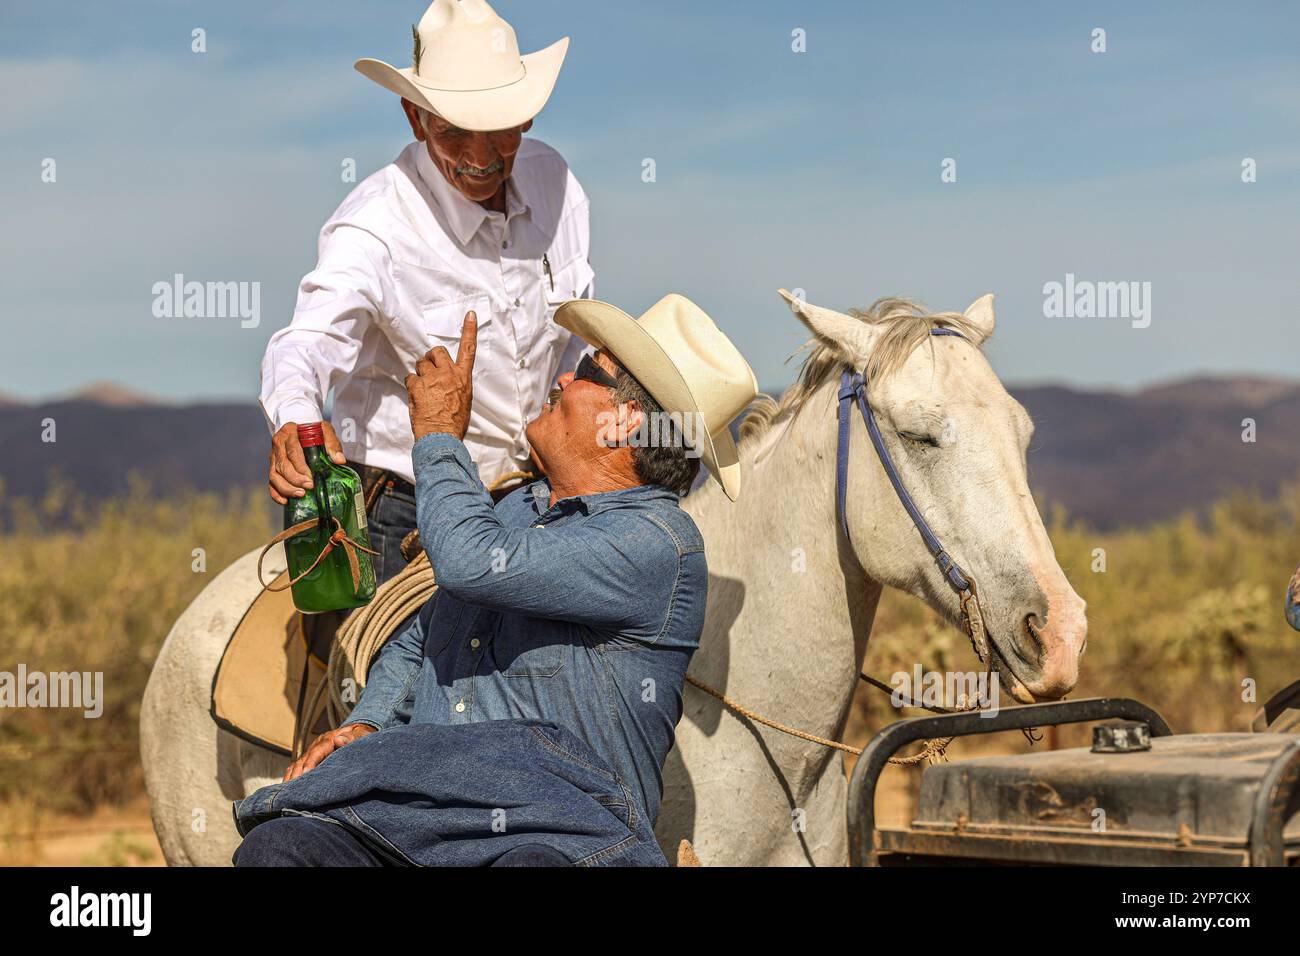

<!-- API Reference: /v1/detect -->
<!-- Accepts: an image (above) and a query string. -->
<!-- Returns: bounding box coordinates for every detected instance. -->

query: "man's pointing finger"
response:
[458,311,478,370]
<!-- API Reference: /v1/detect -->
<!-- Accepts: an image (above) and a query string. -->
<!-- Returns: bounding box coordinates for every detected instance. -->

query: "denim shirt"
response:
[344,432,708,826]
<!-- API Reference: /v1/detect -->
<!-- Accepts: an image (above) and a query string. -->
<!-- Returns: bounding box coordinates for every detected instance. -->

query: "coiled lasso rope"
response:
[295,470,953,766]
[294,471,534,752]
[323,550,436,727]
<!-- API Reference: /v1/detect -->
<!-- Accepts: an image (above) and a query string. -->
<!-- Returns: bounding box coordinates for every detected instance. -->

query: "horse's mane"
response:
[739,296,988,445]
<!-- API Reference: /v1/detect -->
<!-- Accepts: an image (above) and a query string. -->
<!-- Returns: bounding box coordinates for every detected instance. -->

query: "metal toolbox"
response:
[848,698,1300,866]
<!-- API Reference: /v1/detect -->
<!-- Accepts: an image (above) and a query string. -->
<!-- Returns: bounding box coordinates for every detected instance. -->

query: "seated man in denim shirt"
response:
[234,293,757,866]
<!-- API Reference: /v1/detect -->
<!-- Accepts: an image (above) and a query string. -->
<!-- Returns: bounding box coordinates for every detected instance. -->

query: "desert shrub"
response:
[0,480,273,811]
[1,479,1298,813]
[851,481,1300,752]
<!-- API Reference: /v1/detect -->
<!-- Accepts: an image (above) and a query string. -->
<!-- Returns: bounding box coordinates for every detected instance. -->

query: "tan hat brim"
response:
[355,37,568,132]
[555,299,743,502]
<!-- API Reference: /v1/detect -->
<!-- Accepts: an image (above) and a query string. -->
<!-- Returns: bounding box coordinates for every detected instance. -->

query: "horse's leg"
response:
[141,548,275,866]
[659,713,850,867]
[764,754,849,866]
[141,647,247,866]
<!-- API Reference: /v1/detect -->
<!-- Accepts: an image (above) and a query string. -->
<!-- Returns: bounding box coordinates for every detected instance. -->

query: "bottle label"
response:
[354,492,368,530]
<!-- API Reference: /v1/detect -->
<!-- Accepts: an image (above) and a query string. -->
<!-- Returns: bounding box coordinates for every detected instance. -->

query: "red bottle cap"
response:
[297,422,325,448]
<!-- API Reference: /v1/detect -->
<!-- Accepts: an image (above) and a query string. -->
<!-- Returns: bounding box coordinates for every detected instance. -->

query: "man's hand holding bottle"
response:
[268,420,347,504]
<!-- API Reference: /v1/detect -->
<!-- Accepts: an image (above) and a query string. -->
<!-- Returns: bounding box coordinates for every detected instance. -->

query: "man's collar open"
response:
[528,479,677,516]
[412,141,532,247]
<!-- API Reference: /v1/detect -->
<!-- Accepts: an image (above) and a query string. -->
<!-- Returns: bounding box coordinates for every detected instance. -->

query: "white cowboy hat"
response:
[556,294,759,502]
[355,0,569,132]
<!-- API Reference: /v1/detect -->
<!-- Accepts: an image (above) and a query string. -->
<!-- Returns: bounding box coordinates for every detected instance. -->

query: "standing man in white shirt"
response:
[260,0,593,583]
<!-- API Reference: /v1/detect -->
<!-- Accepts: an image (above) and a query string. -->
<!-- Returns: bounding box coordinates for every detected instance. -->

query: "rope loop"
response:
[257,516,379,594]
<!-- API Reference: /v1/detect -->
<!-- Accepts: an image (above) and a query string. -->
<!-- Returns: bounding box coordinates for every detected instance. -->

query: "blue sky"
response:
[1,1,1297,403]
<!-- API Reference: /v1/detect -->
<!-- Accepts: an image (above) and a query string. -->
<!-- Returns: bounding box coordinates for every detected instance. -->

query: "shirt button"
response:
[470,638,480,649]
[454,700,466,713]
[513,298,521,307]
[518,358,527,369]
[502,240,508,249]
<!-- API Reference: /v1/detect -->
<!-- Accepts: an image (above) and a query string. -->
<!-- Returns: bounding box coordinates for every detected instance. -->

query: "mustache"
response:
[456,160,504,176]
[545,388,562,408]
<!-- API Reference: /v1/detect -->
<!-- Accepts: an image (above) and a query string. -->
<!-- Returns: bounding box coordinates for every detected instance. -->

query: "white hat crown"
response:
[635,296,757,441]
[413,0,524,92]
[356,0,569,131]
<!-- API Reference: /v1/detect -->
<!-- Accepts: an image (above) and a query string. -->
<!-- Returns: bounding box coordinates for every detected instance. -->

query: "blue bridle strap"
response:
[836,328,972,596]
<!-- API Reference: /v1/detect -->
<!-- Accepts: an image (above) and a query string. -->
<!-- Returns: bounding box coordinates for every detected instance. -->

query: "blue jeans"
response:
[235,816,386,866]
[363,483,419,654]
[234,720,667,867]
[366,482,417,586]
[234,816,571,867]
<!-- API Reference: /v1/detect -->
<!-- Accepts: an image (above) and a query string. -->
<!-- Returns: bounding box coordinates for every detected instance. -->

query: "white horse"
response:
[141,290,1087,866]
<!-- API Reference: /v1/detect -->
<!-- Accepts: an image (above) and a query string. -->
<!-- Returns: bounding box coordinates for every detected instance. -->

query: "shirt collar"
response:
[528,480,678,517]
[412,141,530,247]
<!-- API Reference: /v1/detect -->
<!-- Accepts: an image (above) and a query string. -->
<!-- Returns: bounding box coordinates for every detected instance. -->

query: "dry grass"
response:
[0,478,1297,855]
[849,481,1300,755]
[0,479,274,813]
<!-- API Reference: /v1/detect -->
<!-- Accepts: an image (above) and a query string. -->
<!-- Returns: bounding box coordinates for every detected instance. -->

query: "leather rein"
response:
[838,328,1013,704]
[682,329,1034,765]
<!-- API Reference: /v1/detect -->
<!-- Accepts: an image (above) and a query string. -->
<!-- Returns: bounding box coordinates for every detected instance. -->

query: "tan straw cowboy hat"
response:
[355,0,569,132]
[556,294,759,502]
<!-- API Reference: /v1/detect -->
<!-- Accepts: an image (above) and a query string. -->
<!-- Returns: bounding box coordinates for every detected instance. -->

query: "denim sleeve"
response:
[341,605,426,730]
[411,433,677,635]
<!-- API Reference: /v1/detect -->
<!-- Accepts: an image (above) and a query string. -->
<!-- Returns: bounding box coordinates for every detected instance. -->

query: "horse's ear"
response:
[777,289,877,365]
[963,293,996,344]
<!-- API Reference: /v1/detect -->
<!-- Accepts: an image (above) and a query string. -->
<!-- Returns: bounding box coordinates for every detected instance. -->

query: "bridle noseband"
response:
[836,328,990,662]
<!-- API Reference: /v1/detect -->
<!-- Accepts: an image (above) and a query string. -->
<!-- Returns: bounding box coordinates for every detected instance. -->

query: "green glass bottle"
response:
[283,422,377,614]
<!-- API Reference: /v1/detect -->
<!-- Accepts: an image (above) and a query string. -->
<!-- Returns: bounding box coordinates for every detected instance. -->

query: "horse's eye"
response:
[898,431,939,448]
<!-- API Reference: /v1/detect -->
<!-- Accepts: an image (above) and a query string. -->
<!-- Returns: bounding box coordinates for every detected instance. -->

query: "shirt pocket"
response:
[538,253,594,374]
[489,620,565,678]
[425,293,512,404]
[543,253,594,315]
[422,294,496,359]
[388,262,490,365]
[420,591,461,661]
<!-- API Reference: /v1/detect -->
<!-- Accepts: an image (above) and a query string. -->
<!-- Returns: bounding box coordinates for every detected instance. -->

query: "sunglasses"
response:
[573,353,621,390]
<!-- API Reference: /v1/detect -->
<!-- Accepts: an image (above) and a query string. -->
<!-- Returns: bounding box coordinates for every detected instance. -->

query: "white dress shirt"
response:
[260,138,594,486]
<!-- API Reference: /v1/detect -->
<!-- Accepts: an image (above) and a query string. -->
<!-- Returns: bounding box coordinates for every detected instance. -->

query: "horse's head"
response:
[778,289,1086,702]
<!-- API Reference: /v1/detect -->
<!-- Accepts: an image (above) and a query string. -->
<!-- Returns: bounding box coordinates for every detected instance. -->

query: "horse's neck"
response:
[684,389,883,734]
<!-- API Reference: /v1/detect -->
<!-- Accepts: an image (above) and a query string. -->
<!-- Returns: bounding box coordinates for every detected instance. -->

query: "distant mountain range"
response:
[1011,377,1299,528]
[1,377,1297,530]
[0,386,268,510]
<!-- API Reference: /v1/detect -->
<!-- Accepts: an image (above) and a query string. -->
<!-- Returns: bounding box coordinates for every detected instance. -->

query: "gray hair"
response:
[611,371,701,497]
